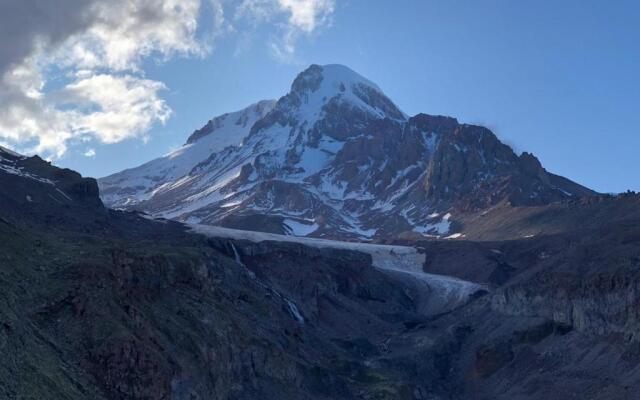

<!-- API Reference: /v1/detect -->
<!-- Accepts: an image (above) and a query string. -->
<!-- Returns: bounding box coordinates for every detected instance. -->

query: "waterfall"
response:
[229,241,304,324]
[230,242,243,266]
[285,299,305,324]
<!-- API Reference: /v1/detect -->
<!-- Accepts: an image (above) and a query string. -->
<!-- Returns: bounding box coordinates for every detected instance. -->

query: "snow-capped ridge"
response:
[99,100,275,208]
[0,145,24,158]
[99,64,595,240]
[186,100,276,145]
[279,64,406,128]
[292,64,383,95]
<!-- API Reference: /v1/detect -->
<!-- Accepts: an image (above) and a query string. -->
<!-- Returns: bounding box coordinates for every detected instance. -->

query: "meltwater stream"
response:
[228,239,304,324]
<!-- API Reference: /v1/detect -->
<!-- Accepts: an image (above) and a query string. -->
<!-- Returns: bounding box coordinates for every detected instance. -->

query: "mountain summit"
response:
[99,64,594,239]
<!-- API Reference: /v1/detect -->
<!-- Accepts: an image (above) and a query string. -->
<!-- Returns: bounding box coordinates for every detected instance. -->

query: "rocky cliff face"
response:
[0,147,105,232]
[0,146,102,208]
[98,64,594,240]
[490,219,640,340]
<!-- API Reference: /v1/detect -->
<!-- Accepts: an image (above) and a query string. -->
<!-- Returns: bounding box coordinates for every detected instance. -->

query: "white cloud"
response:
[275,0,335,60]
[55,0,206,72]
[84,148,97,157]
[0,68,171,158]
[60,74,171,144]
[0,0,336,158]
[278,0,335,33]
[0,0,207,159]
[236,0,335,60]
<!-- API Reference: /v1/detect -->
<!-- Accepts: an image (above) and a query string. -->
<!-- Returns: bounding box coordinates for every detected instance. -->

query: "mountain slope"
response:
[99,64,594,240]
[99,100,276,208]
[3,146,640,399]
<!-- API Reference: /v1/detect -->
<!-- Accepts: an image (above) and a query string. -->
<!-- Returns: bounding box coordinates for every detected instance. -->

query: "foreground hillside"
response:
[3,148,640,399]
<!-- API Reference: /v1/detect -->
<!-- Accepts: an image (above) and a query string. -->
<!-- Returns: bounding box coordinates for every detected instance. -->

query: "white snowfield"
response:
[190,224,485,315]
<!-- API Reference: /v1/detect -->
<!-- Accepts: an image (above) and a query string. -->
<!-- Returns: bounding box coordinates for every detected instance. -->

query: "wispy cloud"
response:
[235,0,335,61]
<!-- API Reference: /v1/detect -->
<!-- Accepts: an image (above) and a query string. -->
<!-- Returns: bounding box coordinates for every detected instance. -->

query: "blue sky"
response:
[2,1,638,193]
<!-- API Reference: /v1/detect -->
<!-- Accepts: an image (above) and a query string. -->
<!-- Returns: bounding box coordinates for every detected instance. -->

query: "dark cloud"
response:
[0,0,97,77]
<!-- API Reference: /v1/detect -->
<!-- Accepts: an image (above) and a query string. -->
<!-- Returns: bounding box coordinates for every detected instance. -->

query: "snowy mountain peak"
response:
[99,64,594,240]
[291,64,382,96]
[279,64,405,127]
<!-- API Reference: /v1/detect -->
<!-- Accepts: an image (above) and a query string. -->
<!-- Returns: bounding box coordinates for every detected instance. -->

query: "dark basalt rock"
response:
[3,156,640,399]
[291,64,324,94]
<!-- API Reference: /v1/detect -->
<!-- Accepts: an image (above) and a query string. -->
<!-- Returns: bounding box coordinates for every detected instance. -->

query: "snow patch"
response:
[0,159,54,186]
[413,212,452,236]
[283,219,319,237]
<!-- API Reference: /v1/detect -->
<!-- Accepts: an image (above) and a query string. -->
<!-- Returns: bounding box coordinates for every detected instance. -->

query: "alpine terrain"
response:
[3,0,640,396]
[99,64,595,240]
[3,143,640,400]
